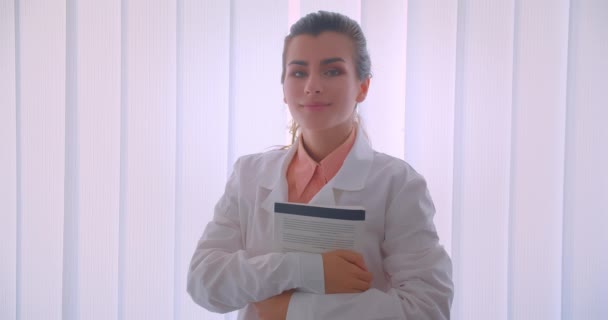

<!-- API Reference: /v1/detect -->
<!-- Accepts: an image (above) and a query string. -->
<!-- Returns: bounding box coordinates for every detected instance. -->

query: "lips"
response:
[301,102,330,108]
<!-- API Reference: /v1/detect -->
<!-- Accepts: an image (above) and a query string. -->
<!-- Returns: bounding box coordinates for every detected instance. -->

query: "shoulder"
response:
[232,148,289,177]
[369,152,435,219]
[370,151,425,184]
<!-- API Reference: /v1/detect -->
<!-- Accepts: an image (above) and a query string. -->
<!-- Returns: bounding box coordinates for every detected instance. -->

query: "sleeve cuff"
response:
[293,252,324,294]
[287,291,314,320]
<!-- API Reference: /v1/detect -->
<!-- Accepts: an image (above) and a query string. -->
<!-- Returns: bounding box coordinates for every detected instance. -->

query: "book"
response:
[273,202,366,254]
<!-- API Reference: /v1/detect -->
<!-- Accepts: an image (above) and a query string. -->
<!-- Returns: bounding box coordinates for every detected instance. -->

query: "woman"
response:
[188,11,453,320]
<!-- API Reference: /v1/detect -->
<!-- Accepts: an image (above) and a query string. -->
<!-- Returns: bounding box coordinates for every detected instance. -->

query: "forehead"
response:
[285,32,355,62]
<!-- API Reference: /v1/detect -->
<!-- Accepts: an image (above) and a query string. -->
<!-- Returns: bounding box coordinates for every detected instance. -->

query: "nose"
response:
[304,74,322,94]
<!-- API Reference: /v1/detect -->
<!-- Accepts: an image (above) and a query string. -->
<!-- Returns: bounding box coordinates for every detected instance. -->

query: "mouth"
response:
[301,103,330,109]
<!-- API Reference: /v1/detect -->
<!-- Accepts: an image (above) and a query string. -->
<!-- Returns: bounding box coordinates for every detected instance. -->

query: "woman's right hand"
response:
[321,250,373,294]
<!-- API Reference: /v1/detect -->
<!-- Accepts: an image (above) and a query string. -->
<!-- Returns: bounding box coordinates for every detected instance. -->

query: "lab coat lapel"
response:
[259,127,374,212]
[308,127,374,206]
[307,182,337,206]
[331,128,374,191]
[260,183,286,215]
[259,142,297,215]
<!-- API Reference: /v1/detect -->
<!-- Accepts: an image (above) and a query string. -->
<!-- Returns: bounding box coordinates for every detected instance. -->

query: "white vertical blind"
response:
[360,0,407,160]
[17,1,66,319]
[403,0,458,256]
[121,0,177,319]
[2,1,607,319]
[71,0,122,319]
[229,0,289,166]
[0,0,17,319]
[562,1,608,319]
[176,1,229,319]
[509,1,569,319]
[452,2,515,318]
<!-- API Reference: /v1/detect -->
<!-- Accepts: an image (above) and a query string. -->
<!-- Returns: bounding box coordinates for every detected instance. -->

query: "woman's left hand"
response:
[253,290,294,320]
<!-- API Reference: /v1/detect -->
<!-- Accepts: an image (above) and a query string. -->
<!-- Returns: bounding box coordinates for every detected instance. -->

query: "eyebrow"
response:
[288,57,346,66]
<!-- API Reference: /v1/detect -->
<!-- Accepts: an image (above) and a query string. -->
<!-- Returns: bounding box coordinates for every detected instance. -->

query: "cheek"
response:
[283,83,300,102]
[332,82,356,100]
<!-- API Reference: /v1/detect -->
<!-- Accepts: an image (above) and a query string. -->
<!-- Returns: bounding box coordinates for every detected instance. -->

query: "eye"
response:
[291,70,307,78]
[324,69,342,77]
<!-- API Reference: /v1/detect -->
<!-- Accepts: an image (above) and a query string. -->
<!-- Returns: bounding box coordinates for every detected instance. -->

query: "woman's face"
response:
[283,32,369,135]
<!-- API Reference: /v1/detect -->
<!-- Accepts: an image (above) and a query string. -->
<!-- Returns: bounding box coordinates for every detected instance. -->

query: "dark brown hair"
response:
[280,11,372,83]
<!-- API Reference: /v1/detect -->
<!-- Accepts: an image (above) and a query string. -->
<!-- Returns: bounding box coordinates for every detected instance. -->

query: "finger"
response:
[337,251,368,271]
[352,279,371,292]
[356,270,373,283]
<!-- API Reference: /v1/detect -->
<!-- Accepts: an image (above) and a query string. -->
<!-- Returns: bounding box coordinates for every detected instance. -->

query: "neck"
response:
[300,122,354,162]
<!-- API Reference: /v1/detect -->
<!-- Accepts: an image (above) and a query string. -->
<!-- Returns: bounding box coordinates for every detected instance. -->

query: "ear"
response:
[355,77,371,103]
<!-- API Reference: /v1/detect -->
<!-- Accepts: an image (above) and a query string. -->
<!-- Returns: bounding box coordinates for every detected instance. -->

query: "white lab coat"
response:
[188,129,453,319]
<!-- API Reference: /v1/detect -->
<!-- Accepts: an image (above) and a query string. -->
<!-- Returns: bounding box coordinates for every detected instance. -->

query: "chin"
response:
[299,123,341,133]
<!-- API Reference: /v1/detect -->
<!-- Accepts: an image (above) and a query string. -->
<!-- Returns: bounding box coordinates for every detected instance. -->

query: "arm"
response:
[286,172,453,320]
[253,250,373,320]
[186,158,324,313]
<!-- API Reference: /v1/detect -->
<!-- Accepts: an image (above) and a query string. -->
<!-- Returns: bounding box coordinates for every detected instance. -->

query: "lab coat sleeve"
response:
[286,172,453,319]
[187,158,325,314]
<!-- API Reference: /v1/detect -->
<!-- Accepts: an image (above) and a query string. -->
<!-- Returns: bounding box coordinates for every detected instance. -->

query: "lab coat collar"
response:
[260,127,374,213]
